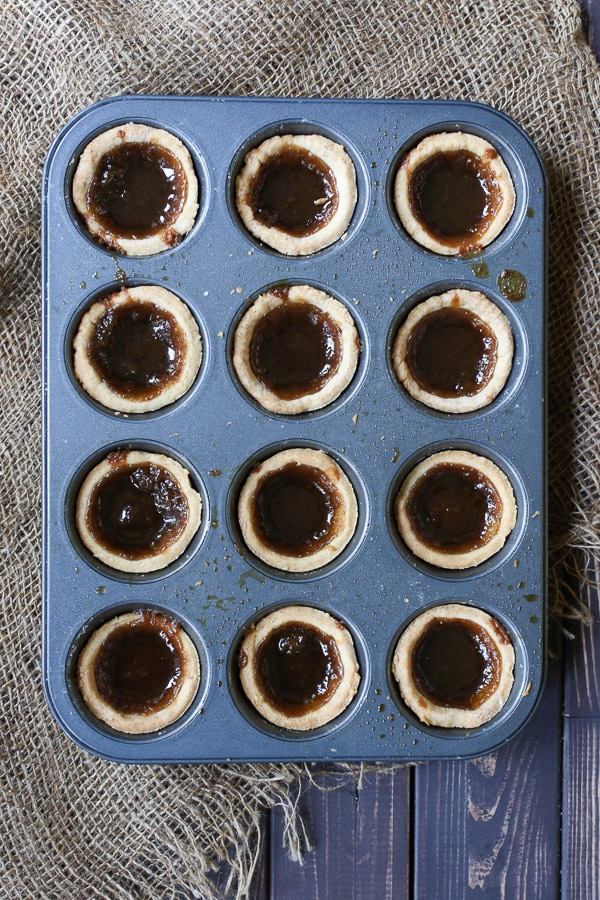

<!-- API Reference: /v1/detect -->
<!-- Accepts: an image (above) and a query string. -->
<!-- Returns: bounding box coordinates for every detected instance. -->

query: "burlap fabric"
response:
[1,0,599,896]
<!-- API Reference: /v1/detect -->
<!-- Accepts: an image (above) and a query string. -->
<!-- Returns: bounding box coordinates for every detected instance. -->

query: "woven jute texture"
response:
[1,0,599,896]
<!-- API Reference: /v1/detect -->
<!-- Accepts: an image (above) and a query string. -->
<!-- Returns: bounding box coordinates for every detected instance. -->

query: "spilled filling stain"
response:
[470,259,489,279]
[497,269,527,302]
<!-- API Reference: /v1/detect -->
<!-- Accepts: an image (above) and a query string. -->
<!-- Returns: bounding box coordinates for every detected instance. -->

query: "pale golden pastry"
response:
[238,447,357,573]
[76,450,202,574]
[392,603,515,728]
[239,605,360,730]
[232,284,360,414]
[72,122,198,256]
[77,609,200,734]
[73,286,202,414]
[394,131,515,255]
[395,450,517,569]
[392,289,514,413]
[235,134,357,255]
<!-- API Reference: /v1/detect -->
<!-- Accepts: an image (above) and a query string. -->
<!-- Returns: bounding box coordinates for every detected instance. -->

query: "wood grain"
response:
[564,558,600,716]
[562,564,600,898]
[412,648,562,899]
[270,766,411,899]
[562,718,600,900]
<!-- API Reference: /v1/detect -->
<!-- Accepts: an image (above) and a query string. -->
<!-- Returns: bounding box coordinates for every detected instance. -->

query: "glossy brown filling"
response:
[93,611,185,714]
[87,299,186,400]
[408,150,501,249]
[249,300,342,399]
[405,305,497,398]
[254,621,343,716]
[249,147,338,236]
[249,462,341,557]
[87,141,188,239]
[406,462,502,554]
[85,459,189,559]
[411,617,501,710]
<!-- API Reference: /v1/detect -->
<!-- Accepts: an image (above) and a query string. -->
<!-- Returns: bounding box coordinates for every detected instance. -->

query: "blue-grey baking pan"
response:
[41,95,547,762]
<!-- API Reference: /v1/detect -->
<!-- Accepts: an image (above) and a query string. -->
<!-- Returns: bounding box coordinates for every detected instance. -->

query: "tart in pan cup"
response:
[237,447,358,573]
[75,449,202,574]
[392,603,515,728]
[238,605,360,731]
[77,609,200,734]
[232,284,360,414]
[393,131,515,255]
[73,285,202,414]
[394,449,517,569]
[392,288,514,413]
[72,122,199,256]
[235,133,357,255]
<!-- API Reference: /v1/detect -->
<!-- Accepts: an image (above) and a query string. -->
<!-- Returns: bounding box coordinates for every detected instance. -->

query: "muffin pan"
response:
[41,95,547,762]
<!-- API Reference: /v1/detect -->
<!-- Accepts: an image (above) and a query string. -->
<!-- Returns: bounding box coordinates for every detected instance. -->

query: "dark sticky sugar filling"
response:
[411,616,502,710]
[405,305,497,398]
[86,461,189,559]
[87,141,188,239]
[93,612,185,715]
[255,621,343,716]
[406,462,502,554]
[88,299,186,400]
[249,146,338,236]
[250,462,341,557]
[408,150,501,247]
[249,301,342,399]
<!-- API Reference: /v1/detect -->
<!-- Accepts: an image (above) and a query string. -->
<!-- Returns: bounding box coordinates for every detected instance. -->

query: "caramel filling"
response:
[87,141,188,239]
[249,146,338,236]
[249,300,342,399]
[254,621,343,716]
[87,299,186,401]
[405,305,497,398]
[93,611,185,714]
[85,459,189,559]
[250,462,342,557]
[408,150,502,250]
[411,617,502,710]
[406,462,502,554]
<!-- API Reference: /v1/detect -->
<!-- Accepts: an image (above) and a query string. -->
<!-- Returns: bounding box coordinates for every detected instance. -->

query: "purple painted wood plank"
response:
[582,0,600,61]
[562,717,600,899]
[270,770,358,900]
[564,558,600,716]
[355,768,411,900]
[413,642,562,899]
[269,766,412,900]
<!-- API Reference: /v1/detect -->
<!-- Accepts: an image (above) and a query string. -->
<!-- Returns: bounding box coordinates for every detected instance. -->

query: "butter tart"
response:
[72,123,199,256]
[238,448,358,573]
[238,605,360,730]
[395,450,517,569]
[232,285,360,414]
[77,609,200,734]
[235,134,357,255]
[392,289,514,413]
[76,449,202,574]
[394,132,515,255]
[73,286,202,413]
[392,603,515,728]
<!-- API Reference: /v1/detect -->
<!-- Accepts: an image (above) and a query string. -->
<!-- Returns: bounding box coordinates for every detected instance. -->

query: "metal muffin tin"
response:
[41,95,547,763]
